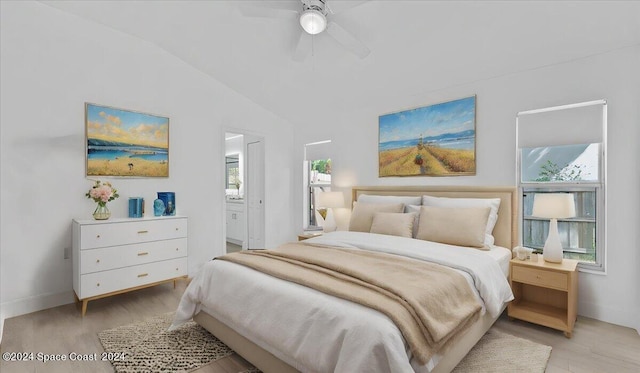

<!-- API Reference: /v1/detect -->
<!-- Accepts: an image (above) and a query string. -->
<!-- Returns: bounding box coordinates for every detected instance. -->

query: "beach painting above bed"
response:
[379,96,476,177]
[85,103,169,177]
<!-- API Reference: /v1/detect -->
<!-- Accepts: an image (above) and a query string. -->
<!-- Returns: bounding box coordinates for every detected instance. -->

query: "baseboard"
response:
[0,290,76,343]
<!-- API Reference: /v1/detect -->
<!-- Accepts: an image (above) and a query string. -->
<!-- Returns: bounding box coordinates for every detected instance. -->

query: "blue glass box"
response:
[128,197,144,218]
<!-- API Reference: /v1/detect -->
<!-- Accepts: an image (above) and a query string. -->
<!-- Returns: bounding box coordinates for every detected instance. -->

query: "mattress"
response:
[172,231,514,373]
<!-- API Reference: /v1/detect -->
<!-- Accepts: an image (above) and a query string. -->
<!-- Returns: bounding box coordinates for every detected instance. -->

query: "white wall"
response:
[294,45,640,331]
[0,1,296,337]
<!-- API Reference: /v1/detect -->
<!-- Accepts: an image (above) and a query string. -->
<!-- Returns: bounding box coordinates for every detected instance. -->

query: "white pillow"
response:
[357,194,421,213]
[370,212,416,238]
[416,206,490,249]
[422,195,500,245]
[349,202,405,232]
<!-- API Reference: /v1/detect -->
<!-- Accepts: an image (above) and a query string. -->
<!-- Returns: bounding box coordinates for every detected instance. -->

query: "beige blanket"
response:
[218,242,481,364]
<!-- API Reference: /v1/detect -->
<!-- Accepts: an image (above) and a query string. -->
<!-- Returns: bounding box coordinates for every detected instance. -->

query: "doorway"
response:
[224,131,265,253]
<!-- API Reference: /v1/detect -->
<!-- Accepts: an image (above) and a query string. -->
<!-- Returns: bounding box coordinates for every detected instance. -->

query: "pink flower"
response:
[86,180,119,204]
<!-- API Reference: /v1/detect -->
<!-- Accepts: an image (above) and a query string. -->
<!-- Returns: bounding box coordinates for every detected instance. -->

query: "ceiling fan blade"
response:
[238,4,298,19]
[326,21,370,59]
[293,31,312,62]
[325,0,370,14]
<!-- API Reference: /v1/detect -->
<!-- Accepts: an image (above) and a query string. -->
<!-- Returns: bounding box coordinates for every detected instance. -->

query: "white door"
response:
[247,139,265,249]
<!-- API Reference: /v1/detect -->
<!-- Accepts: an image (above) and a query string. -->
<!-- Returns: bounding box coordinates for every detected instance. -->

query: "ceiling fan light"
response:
[299,9,326,35]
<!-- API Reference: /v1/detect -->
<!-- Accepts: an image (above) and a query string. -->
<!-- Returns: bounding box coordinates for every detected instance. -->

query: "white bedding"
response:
[172,231,513,373]
[483,245,512,277]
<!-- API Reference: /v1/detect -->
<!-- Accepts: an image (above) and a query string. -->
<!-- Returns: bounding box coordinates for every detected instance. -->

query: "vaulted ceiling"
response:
[42,1,640,125]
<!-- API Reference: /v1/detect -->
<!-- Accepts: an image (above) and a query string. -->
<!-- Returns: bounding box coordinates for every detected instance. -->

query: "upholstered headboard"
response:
[351,186,518,249]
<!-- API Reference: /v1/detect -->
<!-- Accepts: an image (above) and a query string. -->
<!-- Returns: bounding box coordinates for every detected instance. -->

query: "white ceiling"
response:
[42,1,640,125]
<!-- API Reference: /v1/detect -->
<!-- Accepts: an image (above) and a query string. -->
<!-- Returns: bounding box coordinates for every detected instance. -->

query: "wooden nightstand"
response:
[508,257,578,337]
[297,232,322,241]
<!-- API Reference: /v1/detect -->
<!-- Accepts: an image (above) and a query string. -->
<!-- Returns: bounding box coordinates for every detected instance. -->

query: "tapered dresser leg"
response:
[81,300,88,317]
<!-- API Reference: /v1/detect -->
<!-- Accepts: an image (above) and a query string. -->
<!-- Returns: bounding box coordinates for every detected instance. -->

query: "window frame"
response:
[516,100,607,273]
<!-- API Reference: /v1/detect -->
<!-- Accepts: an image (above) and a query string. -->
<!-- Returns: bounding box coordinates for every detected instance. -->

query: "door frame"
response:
[222,127,266,253]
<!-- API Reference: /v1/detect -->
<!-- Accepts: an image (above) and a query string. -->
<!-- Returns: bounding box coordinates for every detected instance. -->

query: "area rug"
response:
[99,313,551,373]
[98,312,233,373]
[452,328,552,373]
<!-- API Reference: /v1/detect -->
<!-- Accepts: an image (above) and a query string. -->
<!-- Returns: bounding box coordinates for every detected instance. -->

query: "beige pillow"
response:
[349,202,405,232]
[370,212,416,238]
[416,206,490,249]
[406,204,421,238]
[422,195,501,246]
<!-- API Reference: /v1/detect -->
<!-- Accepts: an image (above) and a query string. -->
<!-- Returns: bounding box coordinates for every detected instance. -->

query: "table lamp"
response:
[532,193,576,263]
[316,191,344,232]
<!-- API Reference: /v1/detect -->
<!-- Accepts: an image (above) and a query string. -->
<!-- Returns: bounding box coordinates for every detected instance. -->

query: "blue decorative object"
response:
[153,199,165,217]
[128,197,144,218]
[157,192,176,216]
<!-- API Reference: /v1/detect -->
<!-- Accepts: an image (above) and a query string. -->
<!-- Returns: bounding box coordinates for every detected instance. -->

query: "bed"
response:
[173,186,517,373]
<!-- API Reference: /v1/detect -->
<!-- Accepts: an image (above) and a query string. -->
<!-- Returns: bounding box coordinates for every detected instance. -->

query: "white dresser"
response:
[72,216,188,315]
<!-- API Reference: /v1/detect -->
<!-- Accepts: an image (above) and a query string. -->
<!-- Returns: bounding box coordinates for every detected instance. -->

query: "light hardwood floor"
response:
[226,242,242,254]
[1,280,639,373]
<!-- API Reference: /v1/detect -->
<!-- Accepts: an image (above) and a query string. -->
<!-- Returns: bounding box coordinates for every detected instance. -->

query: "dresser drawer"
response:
[78,257,187,299]
[80,238,187,274]
[79,218,187,249]
[512,265,568,291]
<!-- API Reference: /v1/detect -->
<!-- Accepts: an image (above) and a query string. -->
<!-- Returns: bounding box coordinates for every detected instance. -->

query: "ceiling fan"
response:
[240,0,371,61]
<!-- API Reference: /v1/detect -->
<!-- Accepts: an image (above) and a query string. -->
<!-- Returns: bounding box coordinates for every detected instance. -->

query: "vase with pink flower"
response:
[86,180,119,220]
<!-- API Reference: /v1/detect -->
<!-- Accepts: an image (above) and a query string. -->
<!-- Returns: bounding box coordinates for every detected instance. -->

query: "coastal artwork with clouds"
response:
[85,103,169,177]
[378,96,476,177]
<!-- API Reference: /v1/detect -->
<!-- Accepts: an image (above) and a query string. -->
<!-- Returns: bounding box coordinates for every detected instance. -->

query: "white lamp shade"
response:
[532,193,576,219]
[317,191,344,209]
[299,9,327,35]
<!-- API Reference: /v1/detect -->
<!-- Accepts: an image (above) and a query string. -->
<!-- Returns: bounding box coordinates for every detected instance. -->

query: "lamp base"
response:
[543,218,564,263]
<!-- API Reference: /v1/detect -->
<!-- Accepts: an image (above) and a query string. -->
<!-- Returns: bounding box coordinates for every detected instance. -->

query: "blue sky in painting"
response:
[86,104,169,148]
[86,104,167,129]
[379,96,475,143]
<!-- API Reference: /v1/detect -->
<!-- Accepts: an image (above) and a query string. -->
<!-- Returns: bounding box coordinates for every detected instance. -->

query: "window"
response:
[517,101,606,272]
[306,159,332,229]
[304,140,333,230]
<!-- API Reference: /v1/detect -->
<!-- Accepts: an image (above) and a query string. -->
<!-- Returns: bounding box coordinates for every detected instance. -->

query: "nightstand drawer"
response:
[512,266,568,291]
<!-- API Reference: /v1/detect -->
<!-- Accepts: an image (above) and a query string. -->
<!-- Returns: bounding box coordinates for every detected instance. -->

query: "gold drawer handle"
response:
[138,273,148,278]
[96,283,100,287]
[137,252,149,256]
[96,259,100,263]
[137,230,149,234]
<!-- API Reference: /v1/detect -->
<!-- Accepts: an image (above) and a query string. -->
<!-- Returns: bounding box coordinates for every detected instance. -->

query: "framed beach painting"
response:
[378,96,476,177]
[85,103,169,177]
